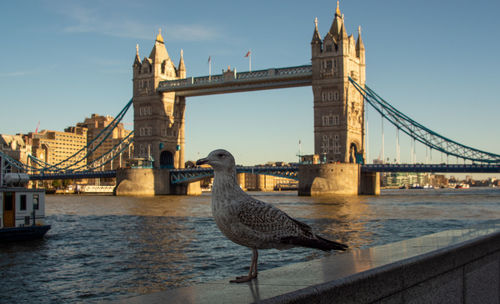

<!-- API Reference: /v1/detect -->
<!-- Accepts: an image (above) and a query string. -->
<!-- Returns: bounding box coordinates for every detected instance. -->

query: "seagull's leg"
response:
[251,248,258,278]
[230,248,258,283]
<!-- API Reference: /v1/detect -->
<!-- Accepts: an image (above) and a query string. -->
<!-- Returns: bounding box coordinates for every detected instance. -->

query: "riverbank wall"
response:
[117,225,500,303]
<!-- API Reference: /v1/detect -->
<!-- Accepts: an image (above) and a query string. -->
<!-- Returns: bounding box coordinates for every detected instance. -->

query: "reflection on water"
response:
[0,188,499,303]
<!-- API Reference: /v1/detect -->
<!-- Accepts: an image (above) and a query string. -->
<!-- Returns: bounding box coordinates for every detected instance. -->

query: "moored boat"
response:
[1,173,51,241]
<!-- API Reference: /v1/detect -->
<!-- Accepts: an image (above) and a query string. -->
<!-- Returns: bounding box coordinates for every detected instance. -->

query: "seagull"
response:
[196,149,348,283]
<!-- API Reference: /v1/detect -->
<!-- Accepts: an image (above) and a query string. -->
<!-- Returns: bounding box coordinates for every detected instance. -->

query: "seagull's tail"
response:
[315,235,349,251]
[281,235,348,251]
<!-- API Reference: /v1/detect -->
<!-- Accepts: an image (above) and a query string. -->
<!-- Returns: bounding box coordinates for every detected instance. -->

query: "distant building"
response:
[243,162,297,191]
[76,114,133,171]
[0,134,31,171]
[382,172,430,188]
[23,128,88,171]
[244,173,297,191]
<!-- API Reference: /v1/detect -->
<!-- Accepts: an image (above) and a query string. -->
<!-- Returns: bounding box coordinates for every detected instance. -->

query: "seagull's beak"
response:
[196,157,209,166]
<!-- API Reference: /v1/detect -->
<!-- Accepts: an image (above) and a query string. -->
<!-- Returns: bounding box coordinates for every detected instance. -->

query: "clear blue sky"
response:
[1,0,499,166]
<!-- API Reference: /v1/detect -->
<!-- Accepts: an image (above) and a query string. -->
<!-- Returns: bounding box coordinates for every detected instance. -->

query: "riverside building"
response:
[23,127,88,171]
[76,114,133,171]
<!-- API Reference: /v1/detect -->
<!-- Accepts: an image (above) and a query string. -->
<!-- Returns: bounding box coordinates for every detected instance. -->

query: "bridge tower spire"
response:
[311,3,366,163]
[132,29,186,169]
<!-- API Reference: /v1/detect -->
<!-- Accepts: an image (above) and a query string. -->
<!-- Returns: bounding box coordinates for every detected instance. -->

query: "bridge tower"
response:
[132,30,186,169]
[311,2,366,164]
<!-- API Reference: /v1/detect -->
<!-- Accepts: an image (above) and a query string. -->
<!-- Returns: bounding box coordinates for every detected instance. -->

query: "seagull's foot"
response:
[230,274,257,283]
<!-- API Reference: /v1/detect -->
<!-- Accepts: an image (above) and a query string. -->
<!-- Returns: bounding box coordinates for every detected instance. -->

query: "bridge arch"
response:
[349,142,364,164]
[160,150,174,169]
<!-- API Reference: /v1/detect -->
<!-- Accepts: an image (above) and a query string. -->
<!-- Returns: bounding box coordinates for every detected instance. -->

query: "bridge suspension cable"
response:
[349,77,500,164]
[27,99,134,173]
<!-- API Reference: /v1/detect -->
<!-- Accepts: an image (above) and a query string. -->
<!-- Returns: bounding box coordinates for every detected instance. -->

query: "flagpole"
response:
[249,50,252,72]
[208,56,212,81]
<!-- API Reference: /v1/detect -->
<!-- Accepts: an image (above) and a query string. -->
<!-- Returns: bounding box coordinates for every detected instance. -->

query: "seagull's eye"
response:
[217,153,226,158]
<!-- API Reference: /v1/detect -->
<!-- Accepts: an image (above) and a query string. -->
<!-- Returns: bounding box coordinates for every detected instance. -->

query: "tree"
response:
[52,179,61,189]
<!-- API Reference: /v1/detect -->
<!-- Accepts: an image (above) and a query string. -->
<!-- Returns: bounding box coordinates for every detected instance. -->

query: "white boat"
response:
[1,173,50,241]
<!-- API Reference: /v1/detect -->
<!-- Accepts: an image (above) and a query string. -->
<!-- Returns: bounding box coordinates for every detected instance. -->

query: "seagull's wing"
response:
[236,195,314,238]
[235,194,348,251]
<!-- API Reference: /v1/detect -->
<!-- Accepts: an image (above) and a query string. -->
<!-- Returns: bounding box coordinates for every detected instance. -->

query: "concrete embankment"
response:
[117,225,500,303]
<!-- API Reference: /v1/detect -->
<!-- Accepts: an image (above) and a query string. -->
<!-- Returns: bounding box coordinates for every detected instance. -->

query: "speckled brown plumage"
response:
[196,149,347,283]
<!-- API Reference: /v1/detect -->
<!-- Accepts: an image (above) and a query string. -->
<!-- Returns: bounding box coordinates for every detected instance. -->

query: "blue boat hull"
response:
[0,225,51,241]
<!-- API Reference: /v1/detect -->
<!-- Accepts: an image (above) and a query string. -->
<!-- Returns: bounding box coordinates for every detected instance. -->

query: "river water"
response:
[1,188,499,303]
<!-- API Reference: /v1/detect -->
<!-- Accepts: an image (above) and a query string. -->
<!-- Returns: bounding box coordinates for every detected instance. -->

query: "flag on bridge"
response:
[245,50,252,72]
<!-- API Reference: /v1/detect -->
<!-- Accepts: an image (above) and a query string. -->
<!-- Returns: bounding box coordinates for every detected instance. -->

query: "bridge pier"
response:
[359,171,380,195]
[115,168,201,196]
[169,182,202,195]
[298,163,379,196]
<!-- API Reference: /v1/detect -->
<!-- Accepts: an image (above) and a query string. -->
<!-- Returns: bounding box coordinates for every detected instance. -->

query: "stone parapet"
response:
[116,225,500,303]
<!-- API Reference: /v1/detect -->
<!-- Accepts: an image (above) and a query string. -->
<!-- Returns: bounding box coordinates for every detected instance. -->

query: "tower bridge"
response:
[3,2,499,195]
[130,2,365,174]
[118,2,371,195]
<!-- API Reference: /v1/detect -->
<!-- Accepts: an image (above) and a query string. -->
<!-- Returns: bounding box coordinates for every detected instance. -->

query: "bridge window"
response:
[139,106,152,116]
[333,115,339,125]
[325,44,332,52]
[332,135,340,154]
[334,142,341,154]
[327,91,333,101]
[326,60,332,70]
[322,115,330,126]
[334,91,340,101]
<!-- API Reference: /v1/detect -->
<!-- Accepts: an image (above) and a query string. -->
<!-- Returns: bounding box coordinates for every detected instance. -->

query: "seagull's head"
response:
[196,149,236,173]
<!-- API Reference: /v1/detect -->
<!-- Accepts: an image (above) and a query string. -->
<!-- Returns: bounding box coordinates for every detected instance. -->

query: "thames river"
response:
[1,188,499,303]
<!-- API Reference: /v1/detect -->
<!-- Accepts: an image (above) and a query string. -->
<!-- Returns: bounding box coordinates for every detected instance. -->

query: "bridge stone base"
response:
[298,163,379,196]
[115,168,201,196]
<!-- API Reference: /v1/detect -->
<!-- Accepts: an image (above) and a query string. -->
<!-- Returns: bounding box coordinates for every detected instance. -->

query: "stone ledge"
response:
[115,225,500,304]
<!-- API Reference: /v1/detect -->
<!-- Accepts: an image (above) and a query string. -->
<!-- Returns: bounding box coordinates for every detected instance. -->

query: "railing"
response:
[362,164,500,173]
[170,166,299,184]
[29,170,117,180]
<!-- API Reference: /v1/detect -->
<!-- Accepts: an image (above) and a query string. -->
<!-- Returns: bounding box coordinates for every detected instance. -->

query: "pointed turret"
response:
[177,49,186,78]
[356,26,365,68]
[328,0,343,42]
[311,17,322,57]
[147,28,177,78]
[149,28,170,63]
[340,23,348,41]
[133,44,142,66]
[356,26,365,53]
[311,17,322,44]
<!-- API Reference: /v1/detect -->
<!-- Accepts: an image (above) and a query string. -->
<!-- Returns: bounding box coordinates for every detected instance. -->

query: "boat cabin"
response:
[1,187,46,228]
